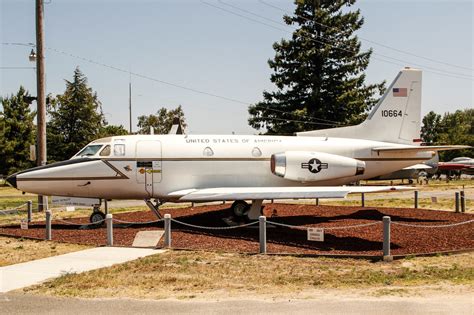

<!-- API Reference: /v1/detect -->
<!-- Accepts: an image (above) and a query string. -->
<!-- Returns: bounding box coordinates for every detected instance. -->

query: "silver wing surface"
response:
[167,186,413,202]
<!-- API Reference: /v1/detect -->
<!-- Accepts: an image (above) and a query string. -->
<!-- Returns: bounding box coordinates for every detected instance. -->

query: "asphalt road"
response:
[1,293,472,315]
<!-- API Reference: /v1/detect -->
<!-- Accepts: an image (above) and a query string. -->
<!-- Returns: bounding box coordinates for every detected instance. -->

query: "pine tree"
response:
[0,87,36,175]
[249,0,385,134]
[421,111,442,144]
[137,105,187,134]
[47,67,106,162]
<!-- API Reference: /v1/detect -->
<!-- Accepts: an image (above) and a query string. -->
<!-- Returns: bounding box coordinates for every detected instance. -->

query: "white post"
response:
[106,214,113,246]
[45,210,52,240]
[383,216,392,261]
[164,214,171,248]
[259,216,267,254]
[27,200,33,223]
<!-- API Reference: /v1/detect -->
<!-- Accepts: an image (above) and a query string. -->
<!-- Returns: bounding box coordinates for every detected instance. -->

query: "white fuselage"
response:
[14,134,432,200]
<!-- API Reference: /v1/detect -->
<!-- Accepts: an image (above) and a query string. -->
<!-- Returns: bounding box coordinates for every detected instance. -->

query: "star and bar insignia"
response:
[301,158,328,174]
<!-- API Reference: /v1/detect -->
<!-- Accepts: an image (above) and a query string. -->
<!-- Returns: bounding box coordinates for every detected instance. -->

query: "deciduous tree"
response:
[137,105,186,134]
[0,87,36,175]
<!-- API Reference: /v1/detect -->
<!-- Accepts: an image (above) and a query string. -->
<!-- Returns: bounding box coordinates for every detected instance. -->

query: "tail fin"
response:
[297,68,422,144]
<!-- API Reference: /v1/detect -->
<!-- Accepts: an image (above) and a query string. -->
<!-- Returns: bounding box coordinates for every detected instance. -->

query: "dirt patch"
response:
[0,204,473,256]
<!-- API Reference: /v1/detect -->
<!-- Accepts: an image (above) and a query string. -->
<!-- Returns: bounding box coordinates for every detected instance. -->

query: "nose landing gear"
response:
[88,199,108,224]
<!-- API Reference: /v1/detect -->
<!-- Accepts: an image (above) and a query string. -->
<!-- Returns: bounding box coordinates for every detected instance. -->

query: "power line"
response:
[211,0,473,81]
[0,67,36,69]
[2,42,344,127]
[258,0,474,73]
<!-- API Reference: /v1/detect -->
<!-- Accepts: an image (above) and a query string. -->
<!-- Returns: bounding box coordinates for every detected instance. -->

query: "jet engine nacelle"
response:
[271,151,365,182]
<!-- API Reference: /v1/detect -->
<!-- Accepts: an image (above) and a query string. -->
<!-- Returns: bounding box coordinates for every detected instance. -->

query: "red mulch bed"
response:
[1,204,473,256]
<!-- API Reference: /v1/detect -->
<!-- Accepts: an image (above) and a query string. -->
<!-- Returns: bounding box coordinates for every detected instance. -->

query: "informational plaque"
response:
[20,219,28,230]
[307,227,324,242]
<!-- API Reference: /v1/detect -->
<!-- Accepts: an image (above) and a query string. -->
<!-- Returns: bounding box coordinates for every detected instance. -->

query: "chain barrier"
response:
[52,217,106,226]
[0,202,29,215]
[170,218,259,230]
[112,218,164,225]
[324,222,381,230]
[267,220,381,231]
[266,221,307,230]
[14,202,29,211]
[392,219,474,228]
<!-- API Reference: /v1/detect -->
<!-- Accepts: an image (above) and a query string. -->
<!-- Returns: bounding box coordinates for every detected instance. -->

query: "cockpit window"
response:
[76,145,103,157]
[99,145,111,156]
[114,144,126,156]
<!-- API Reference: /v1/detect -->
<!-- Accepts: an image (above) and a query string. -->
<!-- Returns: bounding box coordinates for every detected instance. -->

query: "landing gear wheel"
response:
[231,200,249,217]
[89,211,106,224]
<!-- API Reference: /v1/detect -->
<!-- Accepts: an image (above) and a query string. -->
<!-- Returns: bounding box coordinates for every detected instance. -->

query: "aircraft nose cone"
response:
[5,174,17,189]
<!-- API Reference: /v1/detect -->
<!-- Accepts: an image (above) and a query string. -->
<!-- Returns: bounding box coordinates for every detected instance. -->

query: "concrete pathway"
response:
[0,247,163,293]
[0,293,472,315]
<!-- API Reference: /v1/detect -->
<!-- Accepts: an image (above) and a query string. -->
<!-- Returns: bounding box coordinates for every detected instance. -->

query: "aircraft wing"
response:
[402,164,433,170]
[167,186,413,202]
[372,145,470,154]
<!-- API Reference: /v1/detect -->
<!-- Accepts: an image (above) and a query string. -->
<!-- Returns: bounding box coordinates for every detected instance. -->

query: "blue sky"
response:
[1,0,472,134]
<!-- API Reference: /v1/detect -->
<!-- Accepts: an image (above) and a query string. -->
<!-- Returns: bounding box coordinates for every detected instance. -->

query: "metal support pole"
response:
[104,199,108,215]
[106,214,113,246]
[414,191,418,209]
[45,210,51,240]
[455,192,460,213]
[259,216,267,254]
[383,216,392,261]
[460,191,465,213]
[315,198,319,206]
[361,193,365,207]
[164,214,171,248]
[27,200,33,223]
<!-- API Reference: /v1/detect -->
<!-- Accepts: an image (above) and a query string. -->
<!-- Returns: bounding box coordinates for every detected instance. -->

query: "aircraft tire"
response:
[89,211,106,224]
[231,200,249,217]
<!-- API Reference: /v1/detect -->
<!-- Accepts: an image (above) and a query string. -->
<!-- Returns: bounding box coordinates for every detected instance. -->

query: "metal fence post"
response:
[383,216,392,261]
[259,216,267,254]
[361,193,365,207]
[315,198,319,206]
[164,214,171,248]
[45,210,52,240]
[414,191,418,209]
[27,200,33,223]
[460,191,466,213]
[455,192,460,213]
[106,214,113,246]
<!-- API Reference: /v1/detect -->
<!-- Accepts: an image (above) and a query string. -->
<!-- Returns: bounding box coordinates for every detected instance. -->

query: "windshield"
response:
[75,144,103,157]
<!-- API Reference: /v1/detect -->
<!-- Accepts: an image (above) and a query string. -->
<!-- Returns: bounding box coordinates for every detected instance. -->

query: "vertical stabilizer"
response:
[297,68,422,144]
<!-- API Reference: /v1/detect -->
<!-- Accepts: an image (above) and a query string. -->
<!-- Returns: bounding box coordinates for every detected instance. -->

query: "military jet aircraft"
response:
[6,68,469,222]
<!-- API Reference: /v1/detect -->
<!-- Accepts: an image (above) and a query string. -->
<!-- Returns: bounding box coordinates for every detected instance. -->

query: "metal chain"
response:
[324,222,381,230]
[14,202,29,210]
[112,218,164,225]
[267,220,381,231]
[392,219,474,228]
[170,218,259,230]
[53,217,106,226]
[266,221,307,230]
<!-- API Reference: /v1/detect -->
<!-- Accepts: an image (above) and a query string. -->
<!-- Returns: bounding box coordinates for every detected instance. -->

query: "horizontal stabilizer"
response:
[168,186,413,202]
[372,145,471,154]
[402,164,433,170]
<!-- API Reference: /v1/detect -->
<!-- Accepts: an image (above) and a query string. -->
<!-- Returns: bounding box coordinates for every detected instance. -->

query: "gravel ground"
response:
[0,204,472,256]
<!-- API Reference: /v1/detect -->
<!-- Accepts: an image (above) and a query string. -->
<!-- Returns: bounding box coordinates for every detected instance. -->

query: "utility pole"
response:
[36,0,47,211]
[129,73,132,133]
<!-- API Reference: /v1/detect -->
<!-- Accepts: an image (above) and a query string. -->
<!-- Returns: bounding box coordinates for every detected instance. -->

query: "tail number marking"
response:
[381,110,403,118]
